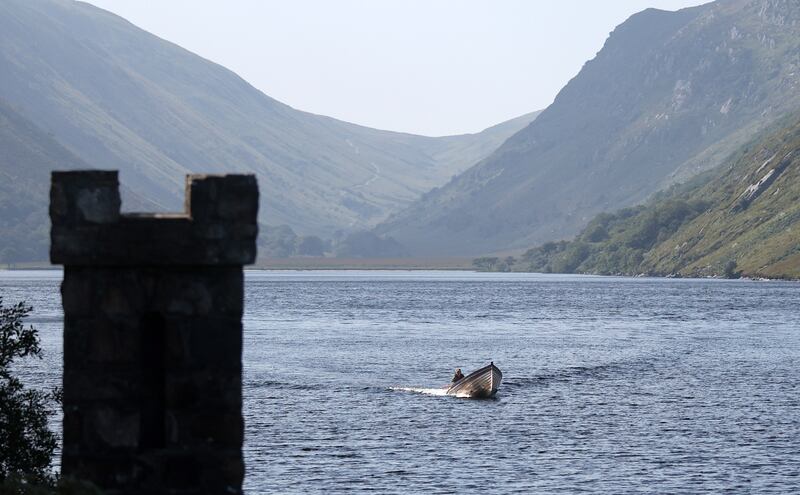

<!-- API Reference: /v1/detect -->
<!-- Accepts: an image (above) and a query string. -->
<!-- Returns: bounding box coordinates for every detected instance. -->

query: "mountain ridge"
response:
[378,0,800,256]
[0,0,537,239]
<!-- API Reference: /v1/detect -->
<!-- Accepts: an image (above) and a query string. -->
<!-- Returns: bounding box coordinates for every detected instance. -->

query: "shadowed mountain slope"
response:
[0,98,153,262]
[0,0,536,239]
[378,0,800,256]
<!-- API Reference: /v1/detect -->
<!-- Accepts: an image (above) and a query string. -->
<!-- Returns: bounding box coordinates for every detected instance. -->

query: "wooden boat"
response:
[446,362,502,398]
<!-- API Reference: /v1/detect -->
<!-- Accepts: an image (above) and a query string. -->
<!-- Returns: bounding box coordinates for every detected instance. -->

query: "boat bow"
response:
[446,362,502,398]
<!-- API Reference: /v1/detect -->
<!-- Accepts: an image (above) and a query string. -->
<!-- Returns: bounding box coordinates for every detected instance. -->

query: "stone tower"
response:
[50,171,258,494]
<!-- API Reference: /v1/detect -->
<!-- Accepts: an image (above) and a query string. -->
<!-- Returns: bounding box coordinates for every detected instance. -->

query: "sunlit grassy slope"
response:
[521,114,800,279]
[645,117,800,278]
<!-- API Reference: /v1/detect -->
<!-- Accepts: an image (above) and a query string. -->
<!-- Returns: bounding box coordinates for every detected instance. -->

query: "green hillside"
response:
[645,117,800,278]
[379,0,800,256]
[0,99,159,264]
[518,114,800,279]
[0,0,536,239]
[0,101,74,263]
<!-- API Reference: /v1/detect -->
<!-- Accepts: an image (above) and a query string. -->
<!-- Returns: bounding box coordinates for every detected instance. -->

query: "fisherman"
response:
[452,368,465,382]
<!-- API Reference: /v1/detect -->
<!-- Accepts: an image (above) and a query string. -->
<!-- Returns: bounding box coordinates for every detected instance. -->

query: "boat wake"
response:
[389,386,448,396]
[389,386,478,398]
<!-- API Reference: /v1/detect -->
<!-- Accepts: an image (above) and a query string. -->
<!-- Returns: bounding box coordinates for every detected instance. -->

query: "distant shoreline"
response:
[253,257,474,270]
[1,260,796,281]
[1,257,475,271]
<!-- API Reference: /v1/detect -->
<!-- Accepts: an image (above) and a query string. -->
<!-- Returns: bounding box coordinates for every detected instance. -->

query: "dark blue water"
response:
[2,270,799,493]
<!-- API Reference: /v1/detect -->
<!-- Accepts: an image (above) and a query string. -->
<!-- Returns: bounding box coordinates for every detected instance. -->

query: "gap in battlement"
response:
[119,171,185,215]
[123,212,191,220]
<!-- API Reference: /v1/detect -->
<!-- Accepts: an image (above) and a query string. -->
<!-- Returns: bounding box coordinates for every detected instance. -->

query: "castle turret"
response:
[51,170,258,494]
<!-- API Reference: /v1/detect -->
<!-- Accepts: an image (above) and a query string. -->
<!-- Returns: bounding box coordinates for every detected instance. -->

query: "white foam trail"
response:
[390,386,448,396]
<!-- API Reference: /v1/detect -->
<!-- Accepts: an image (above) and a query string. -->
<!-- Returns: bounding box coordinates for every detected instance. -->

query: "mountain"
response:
[0,98,153,263]
[643,114,800,278]
[518,112,800,279]
[378,0,800,256]
[0,0,537,240]
[0,100,78,263]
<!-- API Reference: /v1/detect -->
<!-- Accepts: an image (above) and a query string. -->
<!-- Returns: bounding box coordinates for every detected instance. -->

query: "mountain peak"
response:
[377,0,800,256]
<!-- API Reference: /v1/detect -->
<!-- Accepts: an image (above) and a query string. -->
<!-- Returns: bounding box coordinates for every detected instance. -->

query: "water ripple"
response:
[2,270,799,493]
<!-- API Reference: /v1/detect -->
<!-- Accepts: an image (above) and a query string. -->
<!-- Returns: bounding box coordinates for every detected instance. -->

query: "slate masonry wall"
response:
[50,171,258,494]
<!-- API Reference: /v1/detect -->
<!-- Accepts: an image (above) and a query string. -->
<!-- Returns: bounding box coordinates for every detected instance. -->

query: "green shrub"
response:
[0,299,58,486]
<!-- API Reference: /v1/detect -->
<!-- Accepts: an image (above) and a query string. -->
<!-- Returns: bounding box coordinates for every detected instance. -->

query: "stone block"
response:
[165,371,241,411]
[50,170,121,226]
[63,367,142,403]
[169,411,243,448]
[161,453,201,490]
[166,284,213,315]
[219,456,245,489]
[187,174,258,223]
[197,453,245,494]
[164,316,242,371]
[63,316,91,367]
[61,271,95,317]
[61,405,83,452]
[64,316,142,368]
[154,268,243,317]
[61,453,145,490]
[86,406,141,449]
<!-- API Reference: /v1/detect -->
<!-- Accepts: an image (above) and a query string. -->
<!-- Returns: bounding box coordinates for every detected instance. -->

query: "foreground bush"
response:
[0,298,58,485]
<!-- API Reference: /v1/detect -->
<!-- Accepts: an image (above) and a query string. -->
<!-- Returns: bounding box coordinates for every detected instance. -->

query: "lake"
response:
[2,270,799,493]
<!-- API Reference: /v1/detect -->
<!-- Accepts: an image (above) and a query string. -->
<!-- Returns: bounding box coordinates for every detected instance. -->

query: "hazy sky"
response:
[85,0,708,136]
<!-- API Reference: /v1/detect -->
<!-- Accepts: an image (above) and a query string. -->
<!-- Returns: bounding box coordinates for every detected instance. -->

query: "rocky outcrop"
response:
[733,150,797,212]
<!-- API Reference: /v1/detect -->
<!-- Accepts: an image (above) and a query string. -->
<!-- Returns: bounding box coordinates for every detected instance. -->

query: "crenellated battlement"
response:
[50,171,258,265]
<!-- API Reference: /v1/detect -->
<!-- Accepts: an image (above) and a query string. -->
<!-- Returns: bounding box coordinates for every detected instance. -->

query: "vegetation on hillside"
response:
[504,114,800,279]
[333,231,407,259]
[643,121,800,279]
[473,256,517,272]
[260,225,327,258]
[259,225,405,259]
[520,199,710,276]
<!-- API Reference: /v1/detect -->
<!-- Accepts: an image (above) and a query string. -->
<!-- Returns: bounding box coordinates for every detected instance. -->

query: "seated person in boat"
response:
[452,368,465,382]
